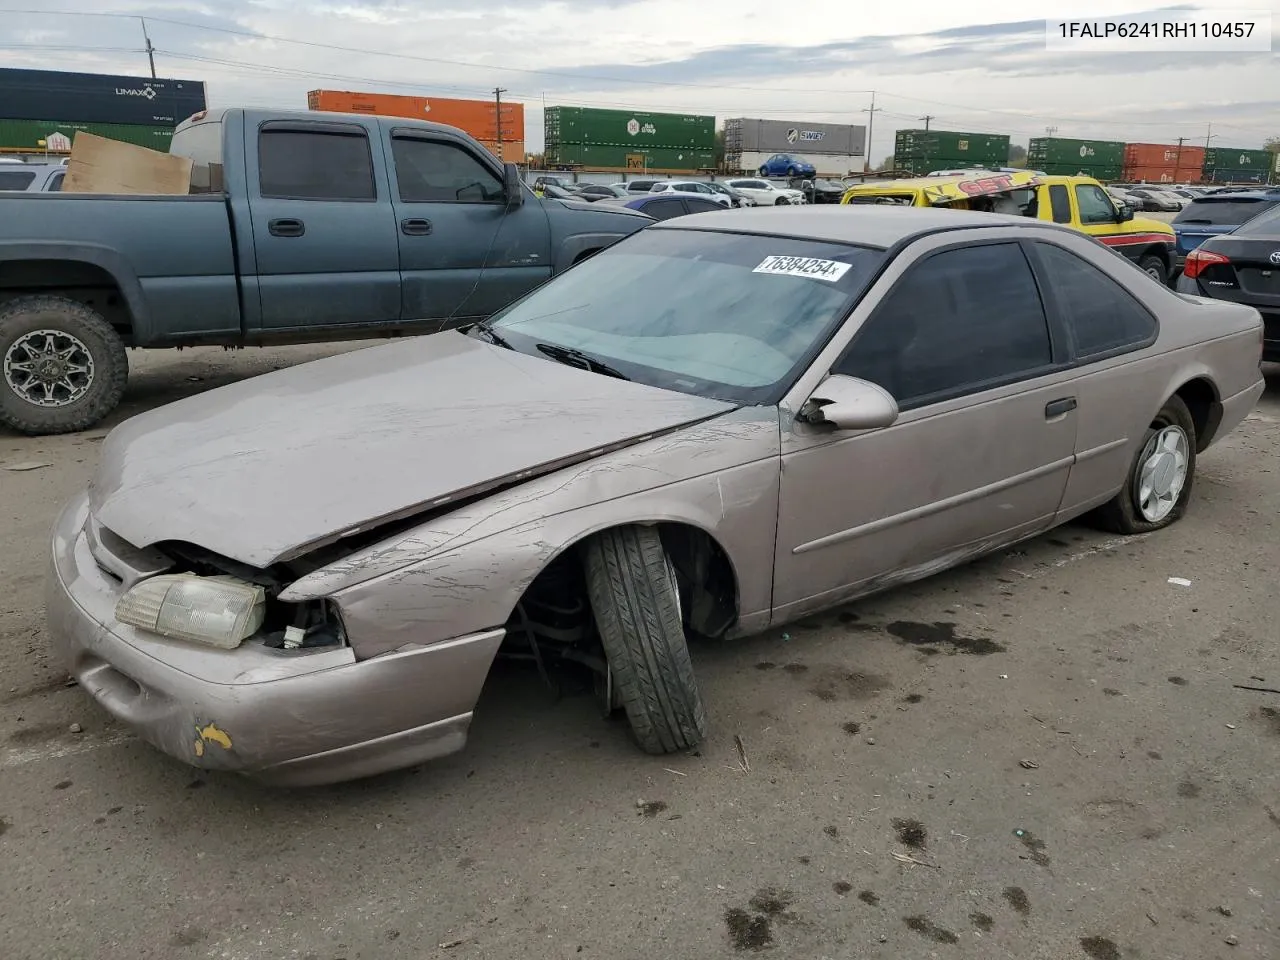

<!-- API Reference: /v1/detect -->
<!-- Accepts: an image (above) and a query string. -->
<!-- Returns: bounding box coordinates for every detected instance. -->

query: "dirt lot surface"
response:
[2,345,1278,960]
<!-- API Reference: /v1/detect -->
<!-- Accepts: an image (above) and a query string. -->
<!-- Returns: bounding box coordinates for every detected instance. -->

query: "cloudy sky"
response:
[1,1,1276,158]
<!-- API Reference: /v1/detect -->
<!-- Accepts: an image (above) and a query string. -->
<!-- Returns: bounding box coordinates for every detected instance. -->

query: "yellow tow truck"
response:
[840,171,1177,283]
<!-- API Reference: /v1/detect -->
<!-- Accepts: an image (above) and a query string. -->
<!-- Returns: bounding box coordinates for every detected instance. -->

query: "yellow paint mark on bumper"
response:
[192,722,233,757]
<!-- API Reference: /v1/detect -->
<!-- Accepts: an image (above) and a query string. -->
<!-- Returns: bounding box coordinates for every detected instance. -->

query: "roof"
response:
[657,204,1074,248]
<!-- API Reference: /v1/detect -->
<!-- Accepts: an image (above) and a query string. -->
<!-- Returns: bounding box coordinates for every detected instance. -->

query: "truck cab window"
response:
[258,129,375,201]
[392,138,504,203]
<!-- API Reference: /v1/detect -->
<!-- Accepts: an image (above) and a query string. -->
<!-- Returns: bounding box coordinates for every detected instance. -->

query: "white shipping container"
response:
[731,152,866,176]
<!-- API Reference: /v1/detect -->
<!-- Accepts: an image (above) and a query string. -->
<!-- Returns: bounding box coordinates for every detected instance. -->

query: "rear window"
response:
[1174,198,1279,226]
[0,170,37,190]
[1231,203,1280,237]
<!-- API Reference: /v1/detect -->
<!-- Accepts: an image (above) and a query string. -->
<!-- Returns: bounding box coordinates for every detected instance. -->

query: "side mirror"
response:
[504,163,525,208]
[800,374,899,431]
[1117,203,1134,222]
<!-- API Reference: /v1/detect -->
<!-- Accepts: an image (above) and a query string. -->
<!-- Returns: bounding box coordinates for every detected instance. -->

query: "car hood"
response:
[89,333,736,568]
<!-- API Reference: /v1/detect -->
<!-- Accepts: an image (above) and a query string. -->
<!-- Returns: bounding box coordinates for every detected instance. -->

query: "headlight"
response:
[115,574,266,649]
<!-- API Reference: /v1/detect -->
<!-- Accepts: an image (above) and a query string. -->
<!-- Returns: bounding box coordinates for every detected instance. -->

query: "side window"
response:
[392,138,503,203]
[48,172,64,191]
[258,129,375,201]
[1074,184,1117,224]
[835,243,1053,407]
[0,170,37,190]
[684,198,724,214]
[646,199,687,221]
[1048,184,1071,223]
[1034,243,1156,357]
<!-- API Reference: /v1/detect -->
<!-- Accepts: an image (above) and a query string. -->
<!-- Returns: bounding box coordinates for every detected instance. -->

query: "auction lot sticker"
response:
[753,256,852,282]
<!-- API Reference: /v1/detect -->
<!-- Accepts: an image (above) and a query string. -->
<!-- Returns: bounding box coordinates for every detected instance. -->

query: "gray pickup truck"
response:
[0,108,651,434]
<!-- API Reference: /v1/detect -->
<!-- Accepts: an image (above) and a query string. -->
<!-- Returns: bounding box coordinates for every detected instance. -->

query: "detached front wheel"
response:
[583,525,707,754]
[0,296,128,435]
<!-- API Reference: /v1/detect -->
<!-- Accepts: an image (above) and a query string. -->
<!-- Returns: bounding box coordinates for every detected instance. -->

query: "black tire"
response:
[0,296,128,435]
[758,167,769,177]
[1092,396,1197,534]
[1137,253,1167,285]
[775,196,789,206]
[583,525,707,754]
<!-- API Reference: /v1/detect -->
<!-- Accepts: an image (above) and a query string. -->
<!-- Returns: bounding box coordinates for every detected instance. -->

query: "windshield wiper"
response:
[536,343,631,380]
[470,320,513,349]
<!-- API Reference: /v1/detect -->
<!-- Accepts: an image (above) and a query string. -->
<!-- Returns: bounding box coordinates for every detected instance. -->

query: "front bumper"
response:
[46,493,504,786]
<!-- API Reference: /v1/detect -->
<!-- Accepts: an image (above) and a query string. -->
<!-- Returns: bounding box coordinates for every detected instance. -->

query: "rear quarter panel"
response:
[0,194,239,342]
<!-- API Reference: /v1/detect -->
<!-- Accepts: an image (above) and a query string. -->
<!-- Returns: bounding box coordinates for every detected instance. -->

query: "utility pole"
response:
[1045,125,1059,137]
[138,17,156,78]
[863,91,881,173]
[1173,136,1188,183]
[494,87,508,161]
[919,115,934,131]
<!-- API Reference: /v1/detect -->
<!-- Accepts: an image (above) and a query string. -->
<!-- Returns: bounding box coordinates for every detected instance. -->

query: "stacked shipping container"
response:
[893,129,1010,174]
[723,118,865,175]
[1122,143,1206,183]
[544,107,715,173]
[1201,147,1271,184]
[0,67,204,155]
[1027,137,1124,181]
[307,90,526,161]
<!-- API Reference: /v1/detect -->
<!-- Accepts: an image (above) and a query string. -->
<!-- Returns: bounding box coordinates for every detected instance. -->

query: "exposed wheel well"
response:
[0,259,134,338]
[510,521,741,647]
[1174,377,1219,452]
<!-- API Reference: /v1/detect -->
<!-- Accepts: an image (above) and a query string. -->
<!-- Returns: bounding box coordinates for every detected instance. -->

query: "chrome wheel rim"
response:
[3,329,96,407]
[1134,425,1189,522]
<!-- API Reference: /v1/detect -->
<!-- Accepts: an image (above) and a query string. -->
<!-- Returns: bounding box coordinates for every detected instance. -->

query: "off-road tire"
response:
[1092,396,1197,534]
[1137,254,1167,285]
[0,296,128,435]
[583,525,707,754]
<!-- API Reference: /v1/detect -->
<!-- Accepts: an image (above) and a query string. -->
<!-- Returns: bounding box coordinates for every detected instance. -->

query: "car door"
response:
[248,119,402,330]
[388,129,551,328]
[1024,238,1163,517]
[773,237,1080,618]
[1072,181,1127,240]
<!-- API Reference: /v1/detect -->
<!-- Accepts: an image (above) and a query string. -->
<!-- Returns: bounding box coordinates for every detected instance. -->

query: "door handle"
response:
[1045,397,1077,419]
[268,218,305,238]
[401,218,433,236]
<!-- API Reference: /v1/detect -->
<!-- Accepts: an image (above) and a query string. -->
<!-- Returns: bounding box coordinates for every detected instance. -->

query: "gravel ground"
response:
[1,344,1277,960]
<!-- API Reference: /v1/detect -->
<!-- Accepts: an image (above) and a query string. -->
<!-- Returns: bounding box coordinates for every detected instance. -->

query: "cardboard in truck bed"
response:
[62,132,194,195]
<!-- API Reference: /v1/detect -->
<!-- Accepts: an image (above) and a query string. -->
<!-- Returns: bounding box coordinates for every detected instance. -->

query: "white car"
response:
[649,181,732,207]
[723,178,806,206]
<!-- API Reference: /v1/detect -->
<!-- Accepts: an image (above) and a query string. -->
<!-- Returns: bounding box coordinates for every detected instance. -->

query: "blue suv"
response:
[758,154,816,178]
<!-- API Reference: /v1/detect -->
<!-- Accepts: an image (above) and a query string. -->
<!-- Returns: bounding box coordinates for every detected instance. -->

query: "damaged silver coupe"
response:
[47,207,1265,785]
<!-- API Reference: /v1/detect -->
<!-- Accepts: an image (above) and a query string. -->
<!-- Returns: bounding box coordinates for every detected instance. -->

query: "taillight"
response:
[1183,248,1230,279]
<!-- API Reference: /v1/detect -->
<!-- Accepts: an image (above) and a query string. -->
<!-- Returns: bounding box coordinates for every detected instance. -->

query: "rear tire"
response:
[758,167,769,178]
[583,525,707,755]
[1092,396,1196,534]
[0,296,128,435]
[1138,253,1167,285]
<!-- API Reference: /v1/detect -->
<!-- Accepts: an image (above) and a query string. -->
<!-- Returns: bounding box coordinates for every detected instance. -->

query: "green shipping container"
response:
[1028,137,1125,168]
[893,129,1010,168]
[894,154,1006,175]
[0,118,174,153]
[544,142,714,172]
[1035,161,1123,181]
[1202,147,1271,171]
[545,106,715,150]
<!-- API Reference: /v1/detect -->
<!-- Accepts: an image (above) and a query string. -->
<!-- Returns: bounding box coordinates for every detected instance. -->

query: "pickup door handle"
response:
[1045,397,1078,419]
[400,218,433,236]
[268,218,305,238]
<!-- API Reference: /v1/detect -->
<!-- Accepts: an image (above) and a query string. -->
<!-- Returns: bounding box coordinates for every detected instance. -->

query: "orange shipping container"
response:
[307,90,525,144]
[1124,142,1205,170]
[477,140,526,163]
[1122,164,1180,184]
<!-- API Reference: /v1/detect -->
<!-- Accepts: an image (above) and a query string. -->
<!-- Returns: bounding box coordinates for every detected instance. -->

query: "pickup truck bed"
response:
[0,108,650,435]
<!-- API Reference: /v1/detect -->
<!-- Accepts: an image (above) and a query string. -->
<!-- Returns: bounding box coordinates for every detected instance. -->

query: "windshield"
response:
[1174,197,1279,225]
[485,228,884,404]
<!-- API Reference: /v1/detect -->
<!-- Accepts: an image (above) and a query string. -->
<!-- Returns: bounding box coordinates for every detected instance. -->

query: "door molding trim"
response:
[791,453,1076,555]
